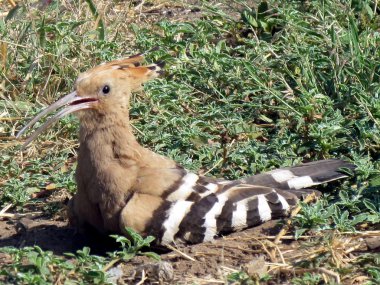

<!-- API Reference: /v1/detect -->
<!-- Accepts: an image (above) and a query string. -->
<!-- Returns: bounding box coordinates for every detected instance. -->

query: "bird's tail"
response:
[242,159,355,198]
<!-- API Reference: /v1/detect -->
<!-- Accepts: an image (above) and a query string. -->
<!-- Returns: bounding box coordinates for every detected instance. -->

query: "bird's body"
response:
[18,53,354,245]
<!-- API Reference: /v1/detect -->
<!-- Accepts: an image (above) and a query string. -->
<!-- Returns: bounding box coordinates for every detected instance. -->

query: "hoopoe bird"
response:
[17,53,354,245]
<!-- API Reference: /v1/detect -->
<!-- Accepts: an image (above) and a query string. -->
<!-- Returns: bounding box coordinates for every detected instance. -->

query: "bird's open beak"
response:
[16,91,98,149]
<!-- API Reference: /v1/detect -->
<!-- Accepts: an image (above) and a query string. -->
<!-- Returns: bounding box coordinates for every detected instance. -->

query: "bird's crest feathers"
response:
[77,53,165,92]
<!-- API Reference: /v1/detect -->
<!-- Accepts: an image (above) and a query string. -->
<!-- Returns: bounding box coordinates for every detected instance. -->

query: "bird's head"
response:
[17,53,164,148]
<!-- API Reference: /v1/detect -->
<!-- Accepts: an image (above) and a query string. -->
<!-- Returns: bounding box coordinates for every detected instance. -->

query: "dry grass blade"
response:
[0,211,42,219]
[7,0,16,8]
[164,243,196,261]
[274,192,317,244]
[0,117,24,121]
[0,203,13,215]
[135,269,147,285]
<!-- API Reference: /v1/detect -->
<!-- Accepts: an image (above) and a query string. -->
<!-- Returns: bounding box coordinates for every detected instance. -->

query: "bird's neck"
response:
[79,116,142,163]
[77,114,176,177]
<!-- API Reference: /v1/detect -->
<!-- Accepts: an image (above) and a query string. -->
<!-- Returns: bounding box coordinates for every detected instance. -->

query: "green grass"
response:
[1,0,380,283]
[0,228,158,284]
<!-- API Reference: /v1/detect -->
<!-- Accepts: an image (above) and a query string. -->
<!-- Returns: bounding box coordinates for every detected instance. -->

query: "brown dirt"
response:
[124,221,292,283]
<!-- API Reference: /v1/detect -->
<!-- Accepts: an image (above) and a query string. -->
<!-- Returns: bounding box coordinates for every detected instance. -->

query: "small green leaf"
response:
[143,252,160,261]
[369,176,380,187]
[242,10,258,28]
[295,228,308,239]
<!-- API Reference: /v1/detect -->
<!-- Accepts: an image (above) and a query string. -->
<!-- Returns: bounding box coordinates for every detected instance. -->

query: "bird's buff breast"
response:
[74,136,139,232]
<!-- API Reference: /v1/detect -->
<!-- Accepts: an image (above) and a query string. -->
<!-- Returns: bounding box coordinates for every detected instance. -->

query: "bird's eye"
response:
[102,85,110,95]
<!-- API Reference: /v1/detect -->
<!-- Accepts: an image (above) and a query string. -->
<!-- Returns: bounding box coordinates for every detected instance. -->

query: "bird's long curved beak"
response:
[16,91,97,149]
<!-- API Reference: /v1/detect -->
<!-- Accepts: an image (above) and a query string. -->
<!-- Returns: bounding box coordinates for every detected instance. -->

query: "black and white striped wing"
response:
[168,184,294,244]
[144,159,354,245]
[148,173,295,244]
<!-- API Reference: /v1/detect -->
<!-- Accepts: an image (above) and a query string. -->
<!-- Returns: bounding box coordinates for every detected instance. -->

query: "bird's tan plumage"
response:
[18,53,354,245]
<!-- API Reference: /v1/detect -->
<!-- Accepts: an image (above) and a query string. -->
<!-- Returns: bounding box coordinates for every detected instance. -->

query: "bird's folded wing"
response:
[119,159,353,244]
[120,168,296,245]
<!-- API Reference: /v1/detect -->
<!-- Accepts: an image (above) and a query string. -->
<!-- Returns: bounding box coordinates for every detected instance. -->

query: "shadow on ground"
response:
[0,218,125,255]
